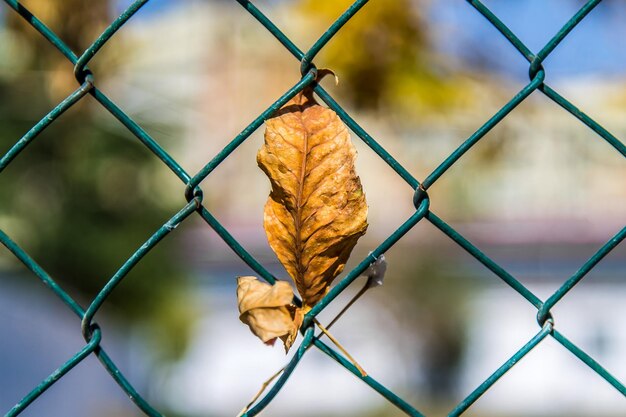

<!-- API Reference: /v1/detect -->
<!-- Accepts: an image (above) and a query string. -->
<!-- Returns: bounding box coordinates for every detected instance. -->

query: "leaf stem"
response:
[325,279,370,330]
[313,318,367,377]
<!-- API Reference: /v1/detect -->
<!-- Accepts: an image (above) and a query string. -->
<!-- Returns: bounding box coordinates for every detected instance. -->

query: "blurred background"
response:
[0,0,625,416]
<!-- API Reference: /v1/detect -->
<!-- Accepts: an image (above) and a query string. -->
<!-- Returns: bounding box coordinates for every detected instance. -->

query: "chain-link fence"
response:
[1,0,625,416]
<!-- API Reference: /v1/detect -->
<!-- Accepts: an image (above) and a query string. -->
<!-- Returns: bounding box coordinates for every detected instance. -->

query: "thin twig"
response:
[314,318,367,377]
[236,365,286,417]
[325,279,370,330]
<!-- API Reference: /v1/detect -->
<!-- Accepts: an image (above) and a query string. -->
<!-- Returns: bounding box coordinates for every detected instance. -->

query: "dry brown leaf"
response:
[258,87,368,310]
[236,276,302,352]
[236,85,368,353]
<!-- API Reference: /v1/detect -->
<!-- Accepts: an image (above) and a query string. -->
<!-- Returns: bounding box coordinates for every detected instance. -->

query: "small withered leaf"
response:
[236,276,301,352]
[259,88,368,309]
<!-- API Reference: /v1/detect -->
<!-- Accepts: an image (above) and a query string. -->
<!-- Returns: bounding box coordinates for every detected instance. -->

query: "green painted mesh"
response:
[1,1,624,416]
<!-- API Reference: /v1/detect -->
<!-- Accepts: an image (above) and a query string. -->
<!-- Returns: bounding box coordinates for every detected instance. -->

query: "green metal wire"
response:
[426,212,543,309]
[468,0,626,156]
[1,0,624,416]
[420,70,545,190]
[0,231,163,416]
[73,0,150,82]
[0,230,84,317]
[0,80,93,172]
[81,199,200,339]
[530,0,601,75]
[541,84,626,156]
[236,0,304,60]
[6,326,103,417]
[304,196,431,328]
[242,327,316,417]
[185,71,317,198]
[300,0,370,74]
[3,0,78,63]
[314,338,427,417]
[448,321,554,417]
[538,227,626,324]
[552,330,626,395]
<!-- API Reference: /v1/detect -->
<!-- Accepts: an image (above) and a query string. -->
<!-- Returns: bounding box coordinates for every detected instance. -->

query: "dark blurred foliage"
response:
[0,1,195,362]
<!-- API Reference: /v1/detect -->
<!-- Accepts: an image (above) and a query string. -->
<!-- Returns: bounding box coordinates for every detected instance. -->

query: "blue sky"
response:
[430,0,626,80]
